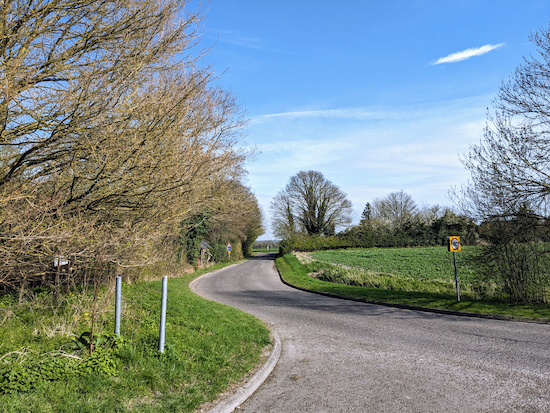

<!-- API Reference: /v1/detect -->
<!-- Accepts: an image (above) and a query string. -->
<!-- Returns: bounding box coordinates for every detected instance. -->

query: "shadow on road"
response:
[249,252,278,260]
[217,285,472,325]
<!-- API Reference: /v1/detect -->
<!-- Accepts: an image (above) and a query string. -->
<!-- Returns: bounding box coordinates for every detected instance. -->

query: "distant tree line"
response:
[252,240,280,250]
[278,189,477,255]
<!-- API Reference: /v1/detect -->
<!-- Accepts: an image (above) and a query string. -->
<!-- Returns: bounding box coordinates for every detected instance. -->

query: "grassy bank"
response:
[277,252,550,321]
[0,262,271,412]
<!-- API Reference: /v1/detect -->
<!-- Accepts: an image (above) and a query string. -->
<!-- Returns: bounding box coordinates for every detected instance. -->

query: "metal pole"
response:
[159,276,168,353]
[453,251,460,302]
[115,276,121,335]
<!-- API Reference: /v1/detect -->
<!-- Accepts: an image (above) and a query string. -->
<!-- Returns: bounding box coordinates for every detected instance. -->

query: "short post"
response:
[453,251,460,302]
[159,276,168,353]
[115,276,122,335]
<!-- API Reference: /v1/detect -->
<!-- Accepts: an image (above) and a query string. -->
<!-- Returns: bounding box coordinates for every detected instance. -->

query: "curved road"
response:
[192,253,550,412]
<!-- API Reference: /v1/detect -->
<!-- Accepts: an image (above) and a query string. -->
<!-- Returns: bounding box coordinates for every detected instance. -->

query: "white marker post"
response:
[159,276,168,353]
[115,276,121,335]
[227,242,232,261]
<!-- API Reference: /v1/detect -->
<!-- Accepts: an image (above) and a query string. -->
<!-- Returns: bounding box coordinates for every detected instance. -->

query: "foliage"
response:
[278,211,477,256]
[178,214,211,267]
[475,206,550,303]
[203,180,264,261]
[1,333,123,394]
[278,234,354,255]
[270,170,353,238]
[0,0,263,299]
[360,202,372,222]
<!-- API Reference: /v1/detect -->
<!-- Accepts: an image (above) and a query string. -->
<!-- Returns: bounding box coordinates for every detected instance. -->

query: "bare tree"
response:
[0,0,252,295]
[451,24,550,303]
[453,25,550,220]
[270,171,353,238]
[270,192,297,239]
[0,0,205,186]
[372,190,417,229]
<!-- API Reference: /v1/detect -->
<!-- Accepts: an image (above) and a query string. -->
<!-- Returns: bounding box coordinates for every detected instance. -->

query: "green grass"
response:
[0,262,271,412]
[311,246,480,282]
[305,246,489,298]
[278,252,550,321]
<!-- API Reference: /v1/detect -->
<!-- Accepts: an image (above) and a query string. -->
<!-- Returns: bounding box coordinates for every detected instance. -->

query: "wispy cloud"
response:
[216,30,265,49]
[256,108,392,121]
[432,43,505,65]
[251,96,491,124]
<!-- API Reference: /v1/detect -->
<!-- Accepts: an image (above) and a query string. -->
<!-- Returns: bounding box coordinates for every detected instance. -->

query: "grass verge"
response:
[0,262,271,412]
[276,253,550,322]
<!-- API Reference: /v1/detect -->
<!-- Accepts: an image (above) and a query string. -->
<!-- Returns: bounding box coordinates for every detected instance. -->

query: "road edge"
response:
[189,266,282,413]
[207,330,281,413]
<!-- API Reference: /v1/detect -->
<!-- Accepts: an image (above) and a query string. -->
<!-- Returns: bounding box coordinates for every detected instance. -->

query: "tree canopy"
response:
[270,170,353,238]
[0,0,261,293]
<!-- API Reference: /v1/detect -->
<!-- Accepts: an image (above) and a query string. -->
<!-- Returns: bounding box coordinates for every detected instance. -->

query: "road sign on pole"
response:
[448,236,461,301]
[227,242,232,260]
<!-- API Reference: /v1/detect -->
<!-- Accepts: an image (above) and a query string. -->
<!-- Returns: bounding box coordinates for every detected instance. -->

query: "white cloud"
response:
[432,43,505,65]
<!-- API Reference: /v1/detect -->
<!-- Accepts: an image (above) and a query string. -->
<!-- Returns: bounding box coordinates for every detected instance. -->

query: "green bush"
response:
[278,213,479,256]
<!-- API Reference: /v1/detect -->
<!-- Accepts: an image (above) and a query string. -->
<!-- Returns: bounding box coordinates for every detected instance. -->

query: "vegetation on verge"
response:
[0,264,271,412]
[276,251,550,320]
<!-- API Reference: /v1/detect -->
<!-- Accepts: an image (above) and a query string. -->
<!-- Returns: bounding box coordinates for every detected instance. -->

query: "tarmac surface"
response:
[191,253,550,412]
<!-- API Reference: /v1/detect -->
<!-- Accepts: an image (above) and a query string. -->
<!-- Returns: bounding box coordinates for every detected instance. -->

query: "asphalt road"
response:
[192,253,550,412]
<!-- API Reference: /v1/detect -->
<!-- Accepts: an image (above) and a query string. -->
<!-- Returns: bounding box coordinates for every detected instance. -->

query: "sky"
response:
[191,1,550,240]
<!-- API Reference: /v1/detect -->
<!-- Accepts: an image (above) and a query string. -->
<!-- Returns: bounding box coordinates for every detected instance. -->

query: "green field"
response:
[301,246,484,298]
[312,246,479,281]
[278,248,550,320]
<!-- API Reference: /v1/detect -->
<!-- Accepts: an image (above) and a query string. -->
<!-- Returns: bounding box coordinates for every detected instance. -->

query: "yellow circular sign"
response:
[448,236,461,252]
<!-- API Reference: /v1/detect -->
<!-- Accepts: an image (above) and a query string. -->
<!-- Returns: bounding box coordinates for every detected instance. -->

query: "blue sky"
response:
[193,1,550,240]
